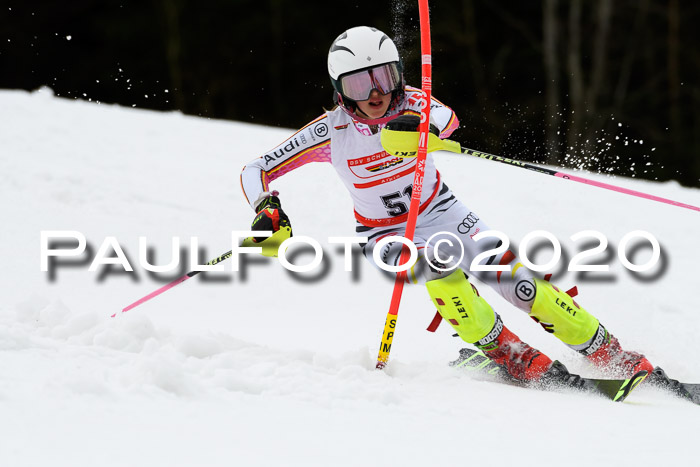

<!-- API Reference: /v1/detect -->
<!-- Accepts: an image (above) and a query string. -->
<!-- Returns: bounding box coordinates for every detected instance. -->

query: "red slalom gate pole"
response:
[376,0,433,369]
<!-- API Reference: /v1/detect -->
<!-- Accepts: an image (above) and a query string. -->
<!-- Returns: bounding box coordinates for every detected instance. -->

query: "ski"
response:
[450,348,648,403]
[648,367,700,405]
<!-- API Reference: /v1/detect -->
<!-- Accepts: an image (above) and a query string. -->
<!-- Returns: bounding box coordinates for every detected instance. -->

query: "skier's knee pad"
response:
[426,270,496,343]
[530,279,600,346]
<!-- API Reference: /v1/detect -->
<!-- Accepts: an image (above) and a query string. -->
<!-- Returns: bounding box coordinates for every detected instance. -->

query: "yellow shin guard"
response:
[530,279,600,347]
[425,270,496,343]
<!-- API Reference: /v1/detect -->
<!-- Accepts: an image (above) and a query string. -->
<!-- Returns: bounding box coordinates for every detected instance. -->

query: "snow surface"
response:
[1,88,699,466]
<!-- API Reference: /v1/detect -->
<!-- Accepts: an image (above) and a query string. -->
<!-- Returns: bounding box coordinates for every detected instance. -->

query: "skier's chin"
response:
[358,103,388,119]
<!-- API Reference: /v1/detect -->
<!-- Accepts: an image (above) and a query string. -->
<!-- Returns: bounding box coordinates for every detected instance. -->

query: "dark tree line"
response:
[2,0,698,187]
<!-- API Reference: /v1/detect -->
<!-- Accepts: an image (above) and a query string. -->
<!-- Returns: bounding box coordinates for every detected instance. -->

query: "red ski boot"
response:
[585,329,653,378]
[476,316,554,382]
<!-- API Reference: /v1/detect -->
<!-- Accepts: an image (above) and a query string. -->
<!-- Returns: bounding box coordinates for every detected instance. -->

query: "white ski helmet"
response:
[328,26,405,119]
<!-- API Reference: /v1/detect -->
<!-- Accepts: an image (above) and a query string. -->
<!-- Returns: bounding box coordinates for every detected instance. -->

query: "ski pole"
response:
[376,0,433,369]
[114,226,291,317]
[380,129,700,213]
[114,249,233,317]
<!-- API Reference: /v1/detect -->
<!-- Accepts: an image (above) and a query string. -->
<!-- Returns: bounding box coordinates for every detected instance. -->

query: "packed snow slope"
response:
[1,88,699,467]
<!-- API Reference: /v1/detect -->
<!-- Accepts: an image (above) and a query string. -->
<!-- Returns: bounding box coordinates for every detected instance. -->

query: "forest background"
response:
[2,0,697,187]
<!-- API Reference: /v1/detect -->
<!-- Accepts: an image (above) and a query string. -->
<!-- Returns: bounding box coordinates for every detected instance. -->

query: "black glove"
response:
[386,114,440,136]
[251,194,291,243]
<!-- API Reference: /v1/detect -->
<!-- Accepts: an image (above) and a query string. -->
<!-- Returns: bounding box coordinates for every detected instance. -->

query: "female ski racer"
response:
[239,26,654,384]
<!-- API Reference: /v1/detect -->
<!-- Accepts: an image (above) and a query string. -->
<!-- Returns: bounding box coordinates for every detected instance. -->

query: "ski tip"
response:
[613,370,649,402]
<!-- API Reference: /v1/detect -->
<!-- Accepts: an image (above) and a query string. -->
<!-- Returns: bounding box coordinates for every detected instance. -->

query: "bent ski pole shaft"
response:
[114,250,233,317]
[376,0,433,369]
[457,146,700,213]
[380,129,700,213]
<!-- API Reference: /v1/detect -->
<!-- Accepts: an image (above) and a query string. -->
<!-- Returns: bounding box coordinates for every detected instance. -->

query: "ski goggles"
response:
[339,63,402,101]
